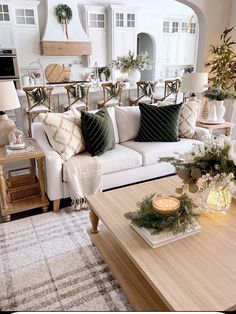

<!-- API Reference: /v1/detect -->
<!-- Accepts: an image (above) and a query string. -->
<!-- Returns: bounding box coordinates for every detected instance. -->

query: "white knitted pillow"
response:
[179,100,199,139]
[39,109,85,162]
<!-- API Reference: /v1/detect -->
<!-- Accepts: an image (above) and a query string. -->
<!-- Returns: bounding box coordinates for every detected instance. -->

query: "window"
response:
[190,22,197,34]
[163,21,170,33]
[89,13,105,28]
[181,22,188,32]
[172,21,179,33]
[127,13,135,27]
[15,8,35,25]
[0,4,10,22]
[116,13,124,27]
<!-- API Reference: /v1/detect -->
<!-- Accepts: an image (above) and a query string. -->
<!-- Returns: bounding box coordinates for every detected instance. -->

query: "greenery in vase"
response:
[205,27,236,91]
[125,194,199,235]
[112,51,153,73]
[203,86,236,101]
[159,134,236,194]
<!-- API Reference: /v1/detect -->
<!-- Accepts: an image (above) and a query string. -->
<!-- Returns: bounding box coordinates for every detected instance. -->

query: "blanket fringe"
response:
[72,198,89,211]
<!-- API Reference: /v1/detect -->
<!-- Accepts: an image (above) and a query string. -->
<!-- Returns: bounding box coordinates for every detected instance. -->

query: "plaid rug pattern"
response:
[0,209,132,311]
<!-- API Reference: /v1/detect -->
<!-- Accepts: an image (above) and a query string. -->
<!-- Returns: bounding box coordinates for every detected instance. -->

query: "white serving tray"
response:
[131,222,201,248]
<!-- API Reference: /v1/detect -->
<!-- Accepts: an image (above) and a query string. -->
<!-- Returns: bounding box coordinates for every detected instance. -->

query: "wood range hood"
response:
[41,0,91,56]
[41,41,91,56]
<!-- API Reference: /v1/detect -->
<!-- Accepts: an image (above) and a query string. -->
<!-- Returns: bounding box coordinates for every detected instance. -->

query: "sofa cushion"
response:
[89,106,119,144]
[115,106,140,142]
[39,109,85,162]
[98,144,142,174]
[179,99,199,139]
[122,139,200,166]
[81,109,115,156]
[136,103,182,142]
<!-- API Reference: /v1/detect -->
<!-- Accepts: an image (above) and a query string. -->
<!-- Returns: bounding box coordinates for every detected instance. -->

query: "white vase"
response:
[207,100,217,122]
[128,69,141,86]
[215,100,225,121]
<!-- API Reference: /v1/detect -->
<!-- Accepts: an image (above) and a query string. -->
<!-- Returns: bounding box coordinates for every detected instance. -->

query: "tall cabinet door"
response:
[84,7,107,67]
[14,4,40,68]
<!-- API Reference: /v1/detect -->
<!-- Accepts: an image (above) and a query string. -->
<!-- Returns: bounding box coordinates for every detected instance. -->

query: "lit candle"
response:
[152,196,180,215]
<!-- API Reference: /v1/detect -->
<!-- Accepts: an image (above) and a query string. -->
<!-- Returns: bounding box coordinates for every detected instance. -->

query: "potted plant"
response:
[112,51,152,85]
[203,87,236,121]
[205,27,236,91]
[204,27,236,121]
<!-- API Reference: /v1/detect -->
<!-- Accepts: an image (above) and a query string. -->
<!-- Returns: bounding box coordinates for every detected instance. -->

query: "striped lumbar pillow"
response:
[136,103,182,142]
[81,109,115,156]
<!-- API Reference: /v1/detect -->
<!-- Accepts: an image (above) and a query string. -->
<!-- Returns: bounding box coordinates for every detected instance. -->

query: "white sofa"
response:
[32,106,209,211]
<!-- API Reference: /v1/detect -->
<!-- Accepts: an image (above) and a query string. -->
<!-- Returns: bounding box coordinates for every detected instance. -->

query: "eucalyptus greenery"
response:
[125,194,199,235]
[29,88,49,106]
[159,135,236,195]
[55,4,73,39]
[205,27,236,91]
[112,51,152,73]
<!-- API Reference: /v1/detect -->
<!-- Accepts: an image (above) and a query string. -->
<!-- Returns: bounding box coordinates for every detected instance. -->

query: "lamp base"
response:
[0,113,16,146]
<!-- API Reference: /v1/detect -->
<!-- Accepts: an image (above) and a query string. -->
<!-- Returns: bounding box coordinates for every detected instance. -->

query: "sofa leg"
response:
[53,199,60,212]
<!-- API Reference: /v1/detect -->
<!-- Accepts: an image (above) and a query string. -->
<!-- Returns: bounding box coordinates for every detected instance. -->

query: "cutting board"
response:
[45,64,68,82]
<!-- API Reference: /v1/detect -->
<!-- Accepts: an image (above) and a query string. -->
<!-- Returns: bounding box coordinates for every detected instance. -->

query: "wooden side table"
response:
[0,139,49,222]
[196,121,235,137]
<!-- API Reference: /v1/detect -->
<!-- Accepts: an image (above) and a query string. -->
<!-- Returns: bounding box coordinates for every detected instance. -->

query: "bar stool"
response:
[97,82,123,109]
[154,79,181,104]
[23,86,54,136]
[64,83,91,111]
[129,81,157,105]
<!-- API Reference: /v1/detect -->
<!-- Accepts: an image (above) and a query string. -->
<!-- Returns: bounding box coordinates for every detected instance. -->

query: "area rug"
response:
[0,208,132,311]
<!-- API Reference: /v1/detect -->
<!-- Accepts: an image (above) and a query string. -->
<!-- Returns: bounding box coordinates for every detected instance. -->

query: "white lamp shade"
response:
[0,81,21,111]
[180,72,208,94]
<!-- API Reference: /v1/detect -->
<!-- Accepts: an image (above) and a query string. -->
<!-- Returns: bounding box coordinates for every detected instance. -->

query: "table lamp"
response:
[0,81,21,146]
[180,72,208,119]
[180,72,208,97]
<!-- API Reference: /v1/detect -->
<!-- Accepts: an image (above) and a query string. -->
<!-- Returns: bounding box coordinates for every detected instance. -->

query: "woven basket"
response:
[6,167,41,203]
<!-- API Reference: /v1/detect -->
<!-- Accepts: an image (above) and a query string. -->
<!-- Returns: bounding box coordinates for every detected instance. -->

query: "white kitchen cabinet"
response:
[0,2,15,48]
[83,5,107,67]
[108,5,139,64]
[13,1,40,68]
[0,25,14,48]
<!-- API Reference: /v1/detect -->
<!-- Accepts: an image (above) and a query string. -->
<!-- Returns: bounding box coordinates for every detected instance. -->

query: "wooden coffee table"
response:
[86,176,236,311]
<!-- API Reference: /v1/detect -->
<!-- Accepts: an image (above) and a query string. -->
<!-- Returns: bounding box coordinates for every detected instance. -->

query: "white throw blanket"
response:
[63,153,102,210]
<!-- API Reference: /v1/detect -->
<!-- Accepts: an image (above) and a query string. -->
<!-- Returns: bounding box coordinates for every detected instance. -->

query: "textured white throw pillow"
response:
[115,106,140,142]
[179,100,199,139]
[39,109,85,162]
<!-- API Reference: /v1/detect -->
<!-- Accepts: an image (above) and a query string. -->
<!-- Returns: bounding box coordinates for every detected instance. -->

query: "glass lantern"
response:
[8,128,26,150]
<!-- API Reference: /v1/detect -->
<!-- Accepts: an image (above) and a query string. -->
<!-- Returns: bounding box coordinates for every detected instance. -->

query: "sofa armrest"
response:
[32,122,64,201]
[195,126,210,141]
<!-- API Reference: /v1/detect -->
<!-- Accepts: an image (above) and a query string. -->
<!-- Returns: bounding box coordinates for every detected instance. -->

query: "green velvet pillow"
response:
[136,103,182,142]
[81,109,115,156]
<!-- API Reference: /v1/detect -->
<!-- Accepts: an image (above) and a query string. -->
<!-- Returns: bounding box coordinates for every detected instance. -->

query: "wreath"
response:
[55,4,73,39]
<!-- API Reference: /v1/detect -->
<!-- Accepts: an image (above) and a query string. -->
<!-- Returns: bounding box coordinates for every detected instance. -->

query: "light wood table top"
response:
[196,121,235,130]
[0,139,44,164]
[86,176,236,311]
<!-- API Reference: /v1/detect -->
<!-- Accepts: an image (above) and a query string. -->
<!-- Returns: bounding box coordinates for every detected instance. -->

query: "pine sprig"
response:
[125,194,199,235]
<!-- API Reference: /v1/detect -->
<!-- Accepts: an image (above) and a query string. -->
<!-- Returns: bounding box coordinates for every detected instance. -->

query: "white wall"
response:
[229,0,236,48]
[13,0,235,80]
